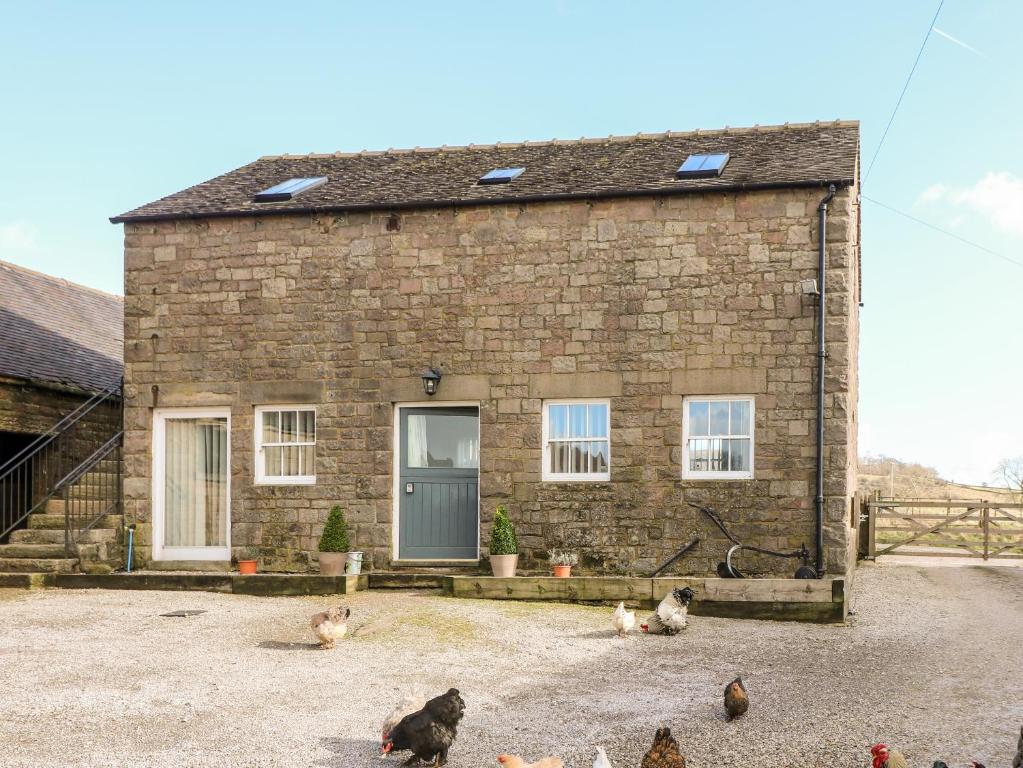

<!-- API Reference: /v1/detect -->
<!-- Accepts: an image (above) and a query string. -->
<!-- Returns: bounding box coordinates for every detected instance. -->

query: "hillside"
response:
[858,456,1019,502]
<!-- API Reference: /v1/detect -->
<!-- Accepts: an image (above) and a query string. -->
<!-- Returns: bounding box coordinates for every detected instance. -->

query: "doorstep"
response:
[53,572,361,596]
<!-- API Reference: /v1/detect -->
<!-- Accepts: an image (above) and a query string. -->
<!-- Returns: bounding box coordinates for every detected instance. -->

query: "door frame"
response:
[391,401,480,563]
[151,406,232,562]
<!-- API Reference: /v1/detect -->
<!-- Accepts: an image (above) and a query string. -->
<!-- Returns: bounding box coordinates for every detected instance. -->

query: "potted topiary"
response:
[318,506,351,577]
[237,547,259,575]
[548,549,579,578]
[488,505,518,577]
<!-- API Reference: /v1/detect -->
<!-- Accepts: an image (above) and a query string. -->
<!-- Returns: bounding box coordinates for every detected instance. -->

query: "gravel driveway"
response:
[1,563,1020,768]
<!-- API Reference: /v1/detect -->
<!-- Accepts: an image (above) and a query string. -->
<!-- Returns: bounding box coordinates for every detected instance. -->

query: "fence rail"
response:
[863,496,1023,560]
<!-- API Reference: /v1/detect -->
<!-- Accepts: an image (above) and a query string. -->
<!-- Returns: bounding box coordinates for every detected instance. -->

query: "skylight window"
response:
[478,167,525,185]
[252,177,328,203]
[675,153,730,180]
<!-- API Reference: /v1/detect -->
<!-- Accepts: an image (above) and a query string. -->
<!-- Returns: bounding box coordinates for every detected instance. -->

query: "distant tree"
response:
[994,456,1023,501]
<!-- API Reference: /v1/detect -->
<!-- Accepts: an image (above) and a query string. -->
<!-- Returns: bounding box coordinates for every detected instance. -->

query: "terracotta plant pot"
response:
[489,553,518,577]
[318,551,347,576]
[553,565,572,578]
[237,559,258,575]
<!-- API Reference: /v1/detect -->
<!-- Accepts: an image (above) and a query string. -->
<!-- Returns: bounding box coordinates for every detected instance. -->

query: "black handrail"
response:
[0,384,122,541]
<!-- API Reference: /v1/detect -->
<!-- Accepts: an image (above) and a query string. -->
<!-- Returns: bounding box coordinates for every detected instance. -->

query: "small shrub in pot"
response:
[318,506,351,576]
[488,506,518,577]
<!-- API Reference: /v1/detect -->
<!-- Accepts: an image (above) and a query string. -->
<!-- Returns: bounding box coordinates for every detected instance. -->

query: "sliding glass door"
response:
[152,408,231,561]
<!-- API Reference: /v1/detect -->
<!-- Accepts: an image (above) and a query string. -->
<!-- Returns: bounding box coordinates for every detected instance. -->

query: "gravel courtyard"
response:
[1,563,1021,768]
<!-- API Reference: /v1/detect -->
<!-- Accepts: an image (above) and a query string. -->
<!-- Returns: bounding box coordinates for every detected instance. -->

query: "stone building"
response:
[112,121,860,578]
[0,260,123,554]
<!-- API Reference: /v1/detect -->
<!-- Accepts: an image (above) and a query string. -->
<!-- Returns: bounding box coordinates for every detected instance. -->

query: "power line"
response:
[863,194,1023,272]
[863,0,945,183]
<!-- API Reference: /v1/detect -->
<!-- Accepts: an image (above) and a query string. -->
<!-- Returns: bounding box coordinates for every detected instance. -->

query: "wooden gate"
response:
[863,497,1023,560]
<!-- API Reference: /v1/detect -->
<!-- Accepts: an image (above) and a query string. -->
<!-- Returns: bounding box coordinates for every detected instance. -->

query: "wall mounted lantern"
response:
[421,368,442,396]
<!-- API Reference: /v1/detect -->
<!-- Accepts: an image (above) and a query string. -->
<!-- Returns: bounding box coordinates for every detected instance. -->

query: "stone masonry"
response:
[122,185,860,576]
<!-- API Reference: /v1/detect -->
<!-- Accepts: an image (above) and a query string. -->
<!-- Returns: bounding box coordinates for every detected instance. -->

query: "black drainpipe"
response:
[814,183,836,578]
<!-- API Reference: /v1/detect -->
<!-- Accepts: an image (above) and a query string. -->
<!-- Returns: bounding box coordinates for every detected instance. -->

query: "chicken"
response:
[641,727,686,768]
[870,744,909,768]
[310,605,350,649]
[724,677,748,721]
[381,687,427,748]
[611,602,636,638]
[381,688,465,767]
[641,588,694,635]
[496,754,563,768]
[593,746,613,768]
[1015,725,1023,768]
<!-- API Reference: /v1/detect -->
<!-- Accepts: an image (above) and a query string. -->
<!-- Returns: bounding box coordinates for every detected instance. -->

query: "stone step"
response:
[0,557,78,574]
[0,543,69,559]
[66,483,119,499]
[10,527,117,545]
[28,513,121,530]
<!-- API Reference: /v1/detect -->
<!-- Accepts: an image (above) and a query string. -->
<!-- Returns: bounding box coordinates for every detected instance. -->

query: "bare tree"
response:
[994,456,1023,501]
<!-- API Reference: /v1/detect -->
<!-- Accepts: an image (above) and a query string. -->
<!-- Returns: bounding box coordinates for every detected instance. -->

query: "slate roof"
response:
[112,120,859,223]
[0,261,123,394]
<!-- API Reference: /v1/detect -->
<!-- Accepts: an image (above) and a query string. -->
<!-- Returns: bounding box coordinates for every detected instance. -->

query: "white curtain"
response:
[165,418,227,547]
[407,415,429,468]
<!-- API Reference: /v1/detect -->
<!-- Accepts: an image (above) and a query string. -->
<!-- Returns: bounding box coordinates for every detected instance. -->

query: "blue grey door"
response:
[398,407,479,560]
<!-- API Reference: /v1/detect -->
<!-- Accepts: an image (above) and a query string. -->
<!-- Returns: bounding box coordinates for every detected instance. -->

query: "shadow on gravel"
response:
[315,736,380,766]
[257,639,322,651]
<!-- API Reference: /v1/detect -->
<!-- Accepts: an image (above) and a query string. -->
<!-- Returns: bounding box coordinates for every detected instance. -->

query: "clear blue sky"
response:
[1,1,1020,484]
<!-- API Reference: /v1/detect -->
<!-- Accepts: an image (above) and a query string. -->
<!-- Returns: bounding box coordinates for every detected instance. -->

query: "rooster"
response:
[381,688,465,767]
[310,605,350,649]
[724,677,748,721]
[381,687,427,750]
[496,755,563,768]
[641,588,694,635]
[870,744,909,768]
[641,727,686,768]
[611,602,635,638]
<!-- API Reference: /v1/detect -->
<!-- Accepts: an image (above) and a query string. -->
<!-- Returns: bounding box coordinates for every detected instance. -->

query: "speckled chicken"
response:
[310,605,350,649]
[870,744,909,768]
[641,727,686,768]
[724,677,748,721]
[641,588,694,635]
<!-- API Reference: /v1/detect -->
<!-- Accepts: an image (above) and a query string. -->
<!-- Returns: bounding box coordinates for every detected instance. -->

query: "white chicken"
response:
[593,746,614,768]
[380,686,427,748]
[611,602,635,638]
[310,605,350,649]
[641,587,694,636]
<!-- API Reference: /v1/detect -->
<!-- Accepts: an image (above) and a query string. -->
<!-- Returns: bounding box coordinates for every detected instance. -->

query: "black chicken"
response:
[381,688,465,767]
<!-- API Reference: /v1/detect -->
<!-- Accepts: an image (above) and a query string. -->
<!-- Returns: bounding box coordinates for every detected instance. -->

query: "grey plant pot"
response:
[318,551,347,576]
[489,553,518,577]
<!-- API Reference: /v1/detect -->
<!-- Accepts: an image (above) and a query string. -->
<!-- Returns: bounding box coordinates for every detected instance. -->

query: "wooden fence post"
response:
[982,502,990,561]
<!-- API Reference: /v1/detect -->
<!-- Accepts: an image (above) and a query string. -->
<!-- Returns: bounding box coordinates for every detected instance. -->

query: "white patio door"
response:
[152,408,231,561]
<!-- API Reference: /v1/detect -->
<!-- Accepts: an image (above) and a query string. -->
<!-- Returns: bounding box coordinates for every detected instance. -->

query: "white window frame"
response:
[254,405,317,485]
[682,395,755,480]
[541,399,611,482]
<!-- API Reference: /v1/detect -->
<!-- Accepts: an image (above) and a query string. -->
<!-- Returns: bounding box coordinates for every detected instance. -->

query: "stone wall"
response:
[122,186,860,575]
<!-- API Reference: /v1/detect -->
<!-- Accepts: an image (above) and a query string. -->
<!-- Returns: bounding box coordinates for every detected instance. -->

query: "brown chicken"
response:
[724,677,748,721]
[496,754,563,768]
[641,727,686,768]
[870,744,909,768]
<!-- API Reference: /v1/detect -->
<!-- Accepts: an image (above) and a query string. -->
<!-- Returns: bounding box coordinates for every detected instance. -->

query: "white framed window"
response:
[682,396,754,480]
[254,405,316,485]
[542,399,610,482]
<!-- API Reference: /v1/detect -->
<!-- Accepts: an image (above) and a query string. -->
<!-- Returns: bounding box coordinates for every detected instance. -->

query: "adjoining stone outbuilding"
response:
[112,121,861,579]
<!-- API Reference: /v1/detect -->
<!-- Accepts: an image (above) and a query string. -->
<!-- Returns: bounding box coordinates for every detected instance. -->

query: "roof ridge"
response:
[259,119,860,160]
[0,259,124,302]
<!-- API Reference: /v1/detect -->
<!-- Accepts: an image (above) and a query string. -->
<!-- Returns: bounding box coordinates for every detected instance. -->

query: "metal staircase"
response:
[0,385,124,574]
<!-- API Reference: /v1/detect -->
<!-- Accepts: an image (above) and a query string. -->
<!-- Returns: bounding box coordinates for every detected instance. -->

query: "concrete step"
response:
[0,543,69,559]
[0,557,78,573]
[10,527,116,545]
[28,513,121,530]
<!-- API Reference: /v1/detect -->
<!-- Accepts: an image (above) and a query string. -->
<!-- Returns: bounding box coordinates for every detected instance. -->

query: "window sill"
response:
[254,477,316,486]
[681,473,754,481]
[541,475,611,483]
